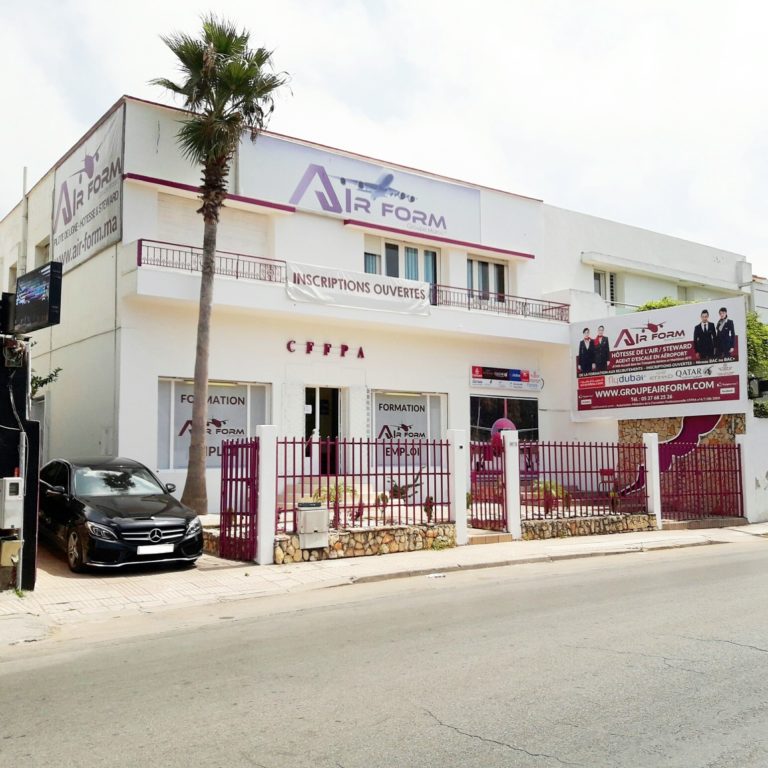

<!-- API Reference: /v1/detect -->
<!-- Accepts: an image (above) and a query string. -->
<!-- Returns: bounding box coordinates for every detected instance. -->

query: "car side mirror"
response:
[165,483,177,494]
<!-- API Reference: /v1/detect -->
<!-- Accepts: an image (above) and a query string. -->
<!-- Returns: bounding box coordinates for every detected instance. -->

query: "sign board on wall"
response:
[172,383,248,468]
[51,106,124,271]
[287,262,430,315]
[570,298,748,421]
[471,365,543,392]
[239,135,482,242]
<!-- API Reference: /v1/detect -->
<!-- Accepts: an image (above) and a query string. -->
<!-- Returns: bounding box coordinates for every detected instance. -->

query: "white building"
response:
[0,97,754,512]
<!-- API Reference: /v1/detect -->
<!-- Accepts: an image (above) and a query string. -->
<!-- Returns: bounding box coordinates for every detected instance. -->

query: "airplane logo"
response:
[633,321,666,333]
[334,172,416,202]
[70,140,104,183]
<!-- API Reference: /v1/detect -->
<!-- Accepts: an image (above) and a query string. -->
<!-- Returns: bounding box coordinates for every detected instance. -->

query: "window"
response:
[157,379,269,469]
[372,391,445,438]
[385,243,399,277]
[467,258,506,301]
[362,238,440,283]
[364,252,380,274]
[405,247,419,280]
[423,250,437,285]
[34,239,50,269]
[470,396,539,443]
[594,270,618,304]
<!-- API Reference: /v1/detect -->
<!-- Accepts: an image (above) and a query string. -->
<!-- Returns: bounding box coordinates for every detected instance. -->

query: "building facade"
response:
[0,97,754,512]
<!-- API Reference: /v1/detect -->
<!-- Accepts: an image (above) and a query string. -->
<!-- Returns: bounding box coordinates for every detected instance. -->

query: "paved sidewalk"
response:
[2,523,767,645]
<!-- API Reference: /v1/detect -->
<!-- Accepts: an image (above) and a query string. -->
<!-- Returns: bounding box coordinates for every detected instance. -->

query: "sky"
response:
[4,0,768,272]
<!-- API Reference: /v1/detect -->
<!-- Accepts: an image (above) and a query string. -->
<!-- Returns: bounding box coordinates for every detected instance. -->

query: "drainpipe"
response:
[20,167,29,277]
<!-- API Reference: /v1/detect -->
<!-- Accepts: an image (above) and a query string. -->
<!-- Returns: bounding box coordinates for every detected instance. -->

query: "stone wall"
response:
[203,528,220,557]
[522,514,656,540]
[274,524,456,564]
[619,414,745,445]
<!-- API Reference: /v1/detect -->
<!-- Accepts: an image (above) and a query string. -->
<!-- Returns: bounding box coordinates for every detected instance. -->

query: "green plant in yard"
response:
[754,400,768,418]
[388,471,422,500]
[466,491,473,510]
[532,479,571,513]
[312,483,357,504]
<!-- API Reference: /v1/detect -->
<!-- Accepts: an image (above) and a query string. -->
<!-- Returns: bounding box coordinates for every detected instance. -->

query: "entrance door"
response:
[305,387,339,474]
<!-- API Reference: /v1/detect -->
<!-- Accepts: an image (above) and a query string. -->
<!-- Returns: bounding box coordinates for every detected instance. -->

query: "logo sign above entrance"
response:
[239,135,481,242]
[51,105,124,271]
[471,366,543,392]
[569,297,748,421]
[287,262,430,315]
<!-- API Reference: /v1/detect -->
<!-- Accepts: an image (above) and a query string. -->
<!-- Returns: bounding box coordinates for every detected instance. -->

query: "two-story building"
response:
[0,96,754,511]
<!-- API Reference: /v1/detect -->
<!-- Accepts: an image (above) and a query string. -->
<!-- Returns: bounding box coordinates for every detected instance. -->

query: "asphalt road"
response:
[2,541,768,768]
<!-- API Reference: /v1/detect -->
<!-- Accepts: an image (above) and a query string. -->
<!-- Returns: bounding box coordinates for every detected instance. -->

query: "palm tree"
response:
[152,16,288,514]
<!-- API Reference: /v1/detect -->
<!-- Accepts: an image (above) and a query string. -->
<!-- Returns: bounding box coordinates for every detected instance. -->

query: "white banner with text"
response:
[286,262,431,315]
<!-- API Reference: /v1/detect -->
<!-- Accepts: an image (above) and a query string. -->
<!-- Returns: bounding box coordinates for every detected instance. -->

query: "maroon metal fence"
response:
[659,443,743,520]
[469,441,506,530]
[276,437,451,532]
[519,441,648,520]
[219,438,259,560]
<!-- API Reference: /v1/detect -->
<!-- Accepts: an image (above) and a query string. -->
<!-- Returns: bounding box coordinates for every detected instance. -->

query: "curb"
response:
[349,537,721,585]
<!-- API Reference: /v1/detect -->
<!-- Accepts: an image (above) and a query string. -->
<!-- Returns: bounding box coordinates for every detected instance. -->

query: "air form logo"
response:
[377,423,426,439]
[178,418,244,437]
[53,138,122,233]
[289,163,447,231]
[614,319,685,348]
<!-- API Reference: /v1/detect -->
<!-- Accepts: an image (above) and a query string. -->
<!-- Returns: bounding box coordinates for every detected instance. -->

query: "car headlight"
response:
[86,521,118,541]
[185,517,202,537]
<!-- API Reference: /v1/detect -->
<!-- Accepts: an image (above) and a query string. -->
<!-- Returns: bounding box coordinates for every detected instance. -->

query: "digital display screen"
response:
[13,262,62,334]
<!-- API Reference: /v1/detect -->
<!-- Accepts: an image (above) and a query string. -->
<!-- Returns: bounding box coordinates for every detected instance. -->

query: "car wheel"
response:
[67,529,87,573]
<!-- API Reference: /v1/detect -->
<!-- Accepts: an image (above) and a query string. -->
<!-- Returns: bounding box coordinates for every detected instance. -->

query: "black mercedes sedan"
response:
[39,457,203,572]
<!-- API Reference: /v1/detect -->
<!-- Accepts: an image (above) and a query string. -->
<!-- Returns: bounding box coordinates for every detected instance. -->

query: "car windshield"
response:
[74,467,166,497]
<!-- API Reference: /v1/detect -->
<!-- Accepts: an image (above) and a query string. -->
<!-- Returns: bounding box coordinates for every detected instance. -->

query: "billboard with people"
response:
[570,298,748,420]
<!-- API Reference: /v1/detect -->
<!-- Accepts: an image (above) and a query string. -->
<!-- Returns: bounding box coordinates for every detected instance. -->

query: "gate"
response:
[659,442,743,520]
[220,437,259,560]
[469,441,506,530]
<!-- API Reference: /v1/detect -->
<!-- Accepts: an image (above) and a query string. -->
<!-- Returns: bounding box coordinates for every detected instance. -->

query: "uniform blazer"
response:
[716,318,735,356]
[693,322,717,359]
[578,339,594,372]
[593,336,610,370]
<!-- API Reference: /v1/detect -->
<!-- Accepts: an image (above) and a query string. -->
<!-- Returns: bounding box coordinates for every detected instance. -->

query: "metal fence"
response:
[469,441,506,530]
[433,284,570,322]
[276,437,452,533]
[219,438,259,560]
[519,441,648,520]
[659,443,743,520]
[138,239,286,283]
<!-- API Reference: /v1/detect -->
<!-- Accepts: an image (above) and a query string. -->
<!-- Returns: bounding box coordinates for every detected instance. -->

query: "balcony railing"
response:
[433,284,569,322]
[136,240,569,323]
[138,239,286,284]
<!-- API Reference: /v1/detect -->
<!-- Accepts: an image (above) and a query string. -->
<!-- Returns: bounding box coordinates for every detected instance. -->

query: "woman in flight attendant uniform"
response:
[577,328,594,374]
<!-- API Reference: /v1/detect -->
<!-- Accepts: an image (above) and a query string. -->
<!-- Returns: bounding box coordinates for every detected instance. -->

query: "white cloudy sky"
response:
[4,0,768,271]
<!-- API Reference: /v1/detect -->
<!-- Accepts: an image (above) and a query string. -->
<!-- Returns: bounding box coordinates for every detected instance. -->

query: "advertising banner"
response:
[239,135,482,243]
[570,298,748,421]
[172,383,248,468]
[373,393,432,470]
[51,106,124,271]
[286,262,430,315]
[471,365,543,392]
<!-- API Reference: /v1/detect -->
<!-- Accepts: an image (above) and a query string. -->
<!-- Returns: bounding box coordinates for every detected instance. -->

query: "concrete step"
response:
[662,516,746,530]
[468,531,514,545]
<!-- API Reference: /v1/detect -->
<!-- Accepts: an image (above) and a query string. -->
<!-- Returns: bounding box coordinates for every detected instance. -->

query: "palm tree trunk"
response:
[181,217,218,514]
